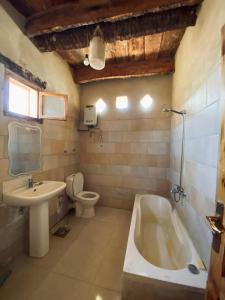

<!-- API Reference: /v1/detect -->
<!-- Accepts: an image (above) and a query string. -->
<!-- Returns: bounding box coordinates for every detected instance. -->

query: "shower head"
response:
[162,108,186,115]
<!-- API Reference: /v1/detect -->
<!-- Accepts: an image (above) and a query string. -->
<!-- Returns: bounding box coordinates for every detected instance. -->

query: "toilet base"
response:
[75,202,95,218]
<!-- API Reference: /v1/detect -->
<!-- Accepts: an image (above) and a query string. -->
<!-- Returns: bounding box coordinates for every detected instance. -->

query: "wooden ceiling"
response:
[8,0,203,84]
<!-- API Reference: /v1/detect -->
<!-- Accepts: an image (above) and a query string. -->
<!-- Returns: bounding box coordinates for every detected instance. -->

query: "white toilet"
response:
[66,172,100,218]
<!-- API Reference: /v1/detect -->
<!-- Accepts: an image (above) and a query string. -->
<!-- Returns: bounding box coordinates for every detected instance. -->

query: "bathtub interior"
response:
[134,195,192,270]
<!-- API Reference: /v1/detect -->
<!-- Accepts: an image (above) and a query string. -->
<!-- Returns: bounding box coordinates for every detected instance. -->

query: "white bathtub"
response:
[122,194,208,300]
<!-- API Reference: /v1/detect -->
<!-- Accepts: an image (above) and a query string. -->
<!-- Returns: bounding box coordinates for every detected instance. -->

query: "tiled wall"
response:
[80,76,172,209]
[170,0,225,268]
[0,2,80,265]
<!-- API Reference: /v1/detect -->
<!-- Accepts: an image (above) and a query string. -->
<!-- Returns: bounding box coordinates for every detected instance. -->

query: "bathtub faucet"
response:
[171,184,187,203]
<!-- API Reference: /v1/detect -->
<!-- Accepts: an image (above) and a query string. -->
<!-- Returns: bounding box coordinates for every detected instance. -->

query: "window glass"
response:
[116,96,128,109]
[8,77,38,118]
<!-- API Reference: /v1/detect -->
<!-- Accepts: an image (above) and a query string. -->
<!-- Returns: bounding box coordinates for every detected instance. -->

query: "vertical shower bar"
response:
[162,107,186,202]
[179,114,185,188]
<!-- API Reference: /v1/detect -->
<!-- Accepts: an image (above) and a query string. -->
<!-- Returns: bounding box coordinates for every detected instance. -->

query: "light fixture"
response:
[95,98,106,113]
[140,94,153,109]
[83,54,89,66]
[116,96,128,109]
[89,26,105,70]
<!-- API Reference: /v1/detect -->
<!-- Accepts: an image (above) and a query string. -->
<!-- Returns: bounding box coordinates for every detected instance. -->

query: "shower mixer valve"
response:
[171,184,187,203]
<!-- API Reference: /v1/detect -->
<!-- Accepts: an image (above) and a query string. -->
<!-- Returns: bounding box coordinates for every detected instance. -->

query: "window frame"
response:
[4,70,42,123]
[3,70,68,122]
[39,91,68,121]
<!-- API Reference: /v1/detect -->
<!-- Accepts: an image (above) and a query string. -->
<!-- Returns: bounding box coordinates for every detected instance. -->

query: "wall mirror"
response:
[39,91,68,120]
[8,122,42,176]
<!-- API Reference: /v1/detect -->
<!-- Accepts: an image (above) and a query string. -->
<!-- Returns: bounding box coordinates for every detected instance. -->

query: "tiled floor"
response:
[0,206,131,300]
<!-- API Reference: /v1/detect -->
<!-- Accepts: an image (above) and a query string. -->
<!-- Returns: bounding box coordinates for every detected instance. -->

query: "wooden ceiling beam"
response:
[32,6,198,52]
[73,58,174,84]
[25,0,202,37]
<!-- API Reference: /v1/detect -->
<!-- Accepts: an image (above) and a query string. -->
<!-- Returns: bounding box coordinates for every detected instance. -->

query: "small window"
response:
[39,91,68,120]
[140,94,153,109]
[4,73,68,121]
[116,96,128,109]
[7,76,38,119]
[95,98,106,113]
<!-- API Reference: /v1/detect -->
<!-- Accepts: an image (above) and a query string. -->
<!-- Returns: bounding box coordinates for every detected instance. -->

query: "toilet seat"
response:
[77,191,99,201]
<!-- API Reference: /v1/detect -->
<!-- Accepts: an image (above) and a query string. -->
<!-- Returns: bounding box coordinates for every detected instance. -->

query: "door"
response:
[207,25,225,300]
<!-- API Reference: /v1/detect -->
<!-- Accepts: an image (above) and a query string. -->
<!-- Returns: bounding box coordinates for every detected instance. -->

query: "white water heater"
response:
[84,105,97,126]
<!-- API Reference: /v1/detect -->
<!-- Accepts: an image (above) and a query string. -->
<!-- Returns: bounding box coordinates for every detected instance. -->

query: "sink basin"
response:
[3,179,66,258]
[3,181,66,207]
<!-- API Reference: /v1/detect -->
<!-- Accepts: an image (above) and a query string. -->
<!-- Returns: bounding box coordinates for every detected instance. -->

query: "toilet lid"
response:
[73,172,84,195]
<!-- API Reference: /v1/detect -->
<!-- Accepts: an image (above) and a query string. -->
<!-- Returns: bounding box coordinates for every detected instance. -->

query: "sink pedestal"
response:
[29,202,49,257]
[3,178,66,258]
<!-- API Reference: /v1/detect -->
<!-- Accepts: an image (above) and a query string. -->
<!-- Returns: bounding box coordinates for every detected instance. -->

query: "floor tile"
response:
[94,246,126,292]
[116,209,132,225]
[0,259,49,300]
[94,207,122,223]
[109,222,130,249]
[77,219,114,247]
[89,285,122,300]
[54,238,104,283]
[52,215,89,242]
[95,206,131,225]
[31,272,91,300]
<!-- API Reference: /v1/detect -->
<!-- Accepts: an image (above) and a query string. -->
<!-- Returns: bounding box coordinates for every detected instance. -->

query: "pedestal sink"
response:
[3,180,66,258]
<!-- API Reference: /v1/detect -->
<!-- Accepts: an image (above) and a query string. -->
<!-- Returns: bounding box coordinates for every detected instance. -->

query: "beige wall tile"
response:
[101,118,170,132]
[80,76,171,208]
[170,0,225,268]
[80,153,170,168]
[0,135,4,158]
[84,142,116,154]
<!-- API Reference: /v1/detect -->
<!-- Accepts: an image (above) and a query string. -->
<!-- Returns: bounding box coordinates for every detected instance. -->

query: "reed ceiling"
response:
[8,0,203,83]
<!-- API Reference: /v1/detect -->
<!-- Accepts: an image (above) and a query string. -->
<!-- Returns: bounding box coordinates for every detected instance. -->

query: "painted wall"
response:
[0,2,80,265]
[80,75,171,209]
[170,0,225,268]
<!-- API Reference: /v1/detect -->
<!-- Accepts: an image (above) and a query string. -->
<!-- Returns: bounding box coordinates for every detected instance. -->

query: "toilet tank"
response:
[66,174,74,199]
[66,173,84,199]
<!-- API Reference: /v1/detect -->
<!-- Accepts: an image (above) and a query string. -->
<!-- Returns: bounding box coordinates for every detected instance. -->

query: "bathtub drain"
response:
[188,264,200,274]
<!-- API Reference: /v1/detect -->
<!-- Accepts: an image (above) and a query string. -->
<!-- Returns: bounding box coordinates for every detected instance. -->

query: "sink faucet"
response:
[28,178,34,188]
[28,178,43,188]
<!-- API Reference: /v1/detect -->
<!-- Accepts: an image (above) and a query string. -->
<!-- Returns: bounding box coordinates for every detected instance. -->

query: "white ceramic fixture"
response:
[123,194,207,300]
[83,54,90,66]
[66,172,99,218]
[3,179,66,258]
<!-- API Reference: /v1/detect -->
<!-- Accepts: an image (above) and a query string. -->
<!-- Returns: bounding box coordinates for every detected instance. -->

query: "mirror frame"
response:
[8,121,42,176]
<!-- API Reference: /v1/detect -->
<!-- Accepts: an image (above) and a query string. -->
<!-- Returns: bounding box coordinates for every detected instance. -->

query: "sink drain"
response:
[188,264,200,274]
